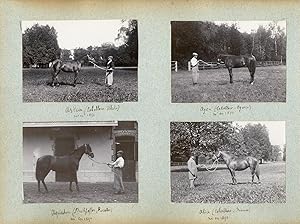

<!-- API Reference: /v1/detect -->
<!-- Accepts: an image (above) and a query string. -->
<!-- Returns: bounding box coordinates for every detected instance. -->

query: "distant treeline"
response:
[171,21,286,69]
[22,20,138,68]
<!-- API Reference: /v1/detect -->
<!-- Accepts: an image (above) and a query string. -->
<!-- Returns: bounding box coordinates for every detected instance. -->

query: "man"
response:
[190,52,211,84]
[105,56,115,87]
[107,150,125,194]
[190,52,200,84]
[187,153,197,188]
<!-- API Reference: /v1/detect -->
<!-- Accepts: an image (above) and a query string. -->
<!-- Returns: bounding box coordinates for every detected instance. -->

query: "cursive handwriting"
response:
[199,105,252,116]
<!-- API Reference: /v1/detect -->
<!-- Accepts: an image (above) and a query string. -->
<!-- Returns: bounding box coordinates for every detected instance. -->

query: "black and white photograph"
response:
[170,121,286,203]
[171,21,286,103]
[23,121,138,203]
[22,20,138,102]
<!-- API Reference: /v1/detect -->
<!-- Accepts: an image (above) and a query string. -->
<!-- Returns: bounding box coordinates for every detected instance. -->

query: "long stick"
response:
[198,59,212,66]
[88,60,106,71]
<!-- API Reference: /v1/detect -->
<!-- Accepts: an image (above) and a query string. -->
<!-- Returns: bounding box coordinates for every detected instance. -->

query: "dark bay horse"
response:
[50,55,88,87]
[217,54,256,84]
[214,151,260,185]
[35,144,94,192]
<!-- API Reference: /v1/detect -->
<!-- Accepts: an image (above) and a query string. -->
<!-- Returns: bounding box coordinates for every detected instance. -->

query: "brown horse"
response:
[35,144,94,192]
[217,54,256,84]
[50,55,88,87]
[214,150,260,185]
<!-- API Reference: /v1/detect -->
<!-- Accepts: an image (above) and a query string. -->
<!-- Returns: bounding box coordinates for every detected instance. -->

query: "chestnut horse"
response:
[35,144,94,192]
[217,54,256,84]
[50,55,88,87]
[214,150,260,185]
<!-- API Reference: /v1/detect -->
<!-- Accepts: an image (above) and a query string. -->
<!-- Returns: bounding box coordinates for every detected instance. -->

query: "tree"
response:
[23,24,60,67]
[270,145,282,161]
[283,144,286,161]
[61,49,72,61]
[116,20,138,66]
[241,123,272,162]
[170,122,246,162]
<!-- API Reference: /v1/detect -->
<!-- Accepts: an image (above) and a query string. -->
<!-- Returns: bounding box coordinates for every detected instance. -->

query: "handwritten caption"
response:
[199,105,252,116]
[199,207,250,222]
[65,105,120,118]
[51,207,112,222]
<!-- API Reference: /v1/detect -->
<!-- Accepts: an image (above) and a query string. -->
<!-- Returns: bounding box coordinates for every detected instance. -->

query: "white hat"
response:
[192,52,198,56]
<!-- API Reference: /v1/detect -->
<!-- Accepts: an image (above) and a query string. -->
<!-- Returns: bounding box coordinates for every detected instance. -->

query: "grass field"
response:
[23,182,138,203]
[172,66,286,103]
[23,67,138,102]
[171,162,285,203]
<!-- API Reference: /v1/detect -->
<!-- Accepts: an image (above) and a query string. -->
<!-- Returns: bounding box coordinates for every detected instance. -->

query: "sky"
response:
[214,20,286,34]
[234,121,286,147]
[22,20,126,49]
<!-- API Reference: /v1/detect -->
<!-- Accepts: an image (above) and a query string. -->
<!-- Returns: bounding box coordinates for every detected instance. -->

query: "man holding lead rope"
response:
[190,52,211,85]
[107,150,125,194]
[105,55,115,87]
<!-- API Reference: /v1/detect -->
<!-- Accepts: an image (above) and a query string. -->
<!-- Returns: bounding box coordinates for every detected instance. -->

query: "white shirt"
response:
[111,157,125,168]
[190,57,199,67]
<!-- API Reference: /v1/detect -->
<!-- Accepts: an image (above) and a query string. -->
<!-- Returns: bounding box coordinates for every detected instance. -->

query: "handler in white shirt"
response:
[190,52,200,84]
[187,154,197,188]
[107,150,125,194]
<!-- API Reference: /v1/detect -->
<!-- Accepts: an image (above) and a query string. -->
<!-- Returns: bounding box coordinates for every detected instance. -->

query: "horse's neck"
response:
[72,148,85,161]
[221,152,231,164]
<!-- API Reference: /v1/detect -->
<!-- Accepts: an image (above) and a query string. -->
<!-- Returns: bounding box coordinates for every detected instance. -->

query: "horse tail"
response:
[35,158,43,181]
[35,156,52,181]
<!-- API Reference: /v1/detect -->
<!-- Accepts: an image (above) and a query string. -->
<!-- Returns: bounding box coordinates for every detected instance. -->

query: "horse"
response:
[50,55,88,87]
[213,150,260,185]
[35,144,94,192]
[217,54,256,84]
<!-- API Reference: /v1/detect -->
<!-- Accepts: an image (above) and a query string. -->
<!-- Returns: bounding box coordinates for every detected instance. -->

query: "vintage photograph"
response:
[23,121,138,203]
[170,121,286,203]
[22,20,138,102]
[171,21,286,103]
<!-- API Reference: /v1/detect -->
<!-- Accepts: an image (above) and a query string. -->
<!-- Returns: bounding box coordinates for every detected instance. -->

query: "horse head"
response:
[213,150,222,160]
[84,144,94,158]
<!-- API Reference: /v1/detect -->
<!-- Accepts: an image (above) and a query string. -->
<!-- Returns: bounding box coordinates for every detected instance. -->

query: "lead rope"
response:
[200,158,219,173]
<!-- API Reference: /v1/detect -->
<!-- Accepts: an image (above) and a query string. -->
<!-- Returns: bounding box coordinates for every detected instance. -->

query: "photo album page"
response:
[0,0,300,223]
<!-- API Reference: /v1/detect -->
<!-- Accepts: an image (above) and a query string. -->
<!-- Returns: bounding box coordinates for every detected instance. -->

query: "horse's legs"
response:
[229,169,235,184]
[73,71,78,87]
[52,70,60,87]
[74,173,79,192]
[38,180,41,192]
[42,179,48,192]
[251,168,255,183]
[69,181,73,192]
[228,67,233,83]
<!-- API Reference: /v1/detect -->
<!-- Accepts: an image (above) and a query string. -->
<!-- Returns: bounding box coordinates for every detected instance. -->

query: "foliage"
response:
[23,20,138,68]
[170,122,246,161]
[282,144,286,161]
[170,121,277,162]
[270,145,282,161]
[240,123,272,160]
[171,21,286,69]
[61,49,72,61]
[23,24,60,67]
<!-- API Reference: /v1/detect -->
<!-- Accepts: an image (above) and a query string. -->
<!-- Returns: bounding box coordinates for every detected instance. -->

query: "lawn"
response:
[23,67,138,102]
[171,162,285,203]
[171,66,286,103]
[23,182,138,203]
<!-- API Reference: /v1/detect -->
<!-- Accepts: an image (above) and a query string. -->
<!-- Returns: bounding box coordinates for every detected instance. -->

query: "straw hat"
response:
[192,52,198,56]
